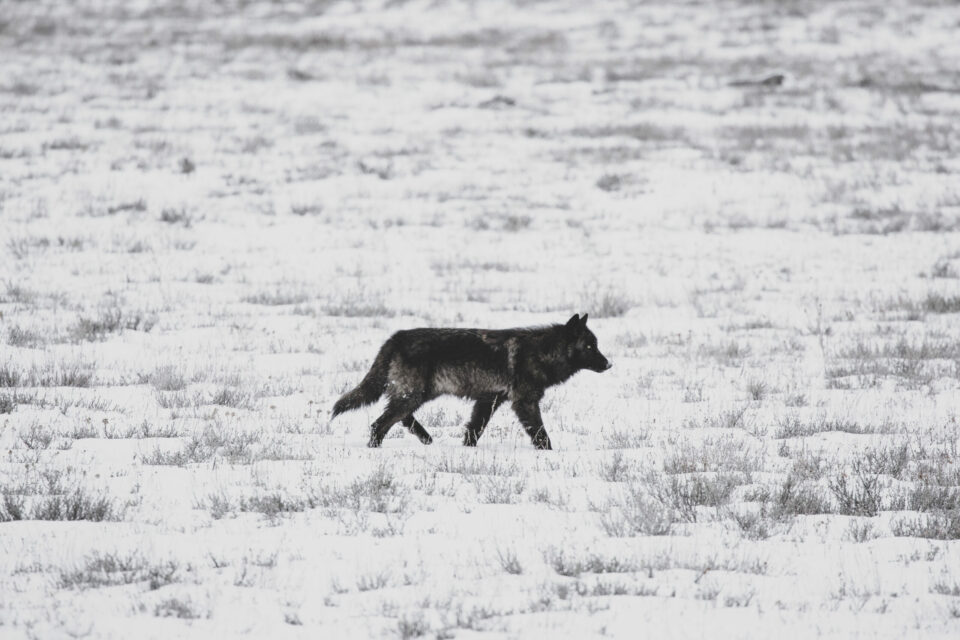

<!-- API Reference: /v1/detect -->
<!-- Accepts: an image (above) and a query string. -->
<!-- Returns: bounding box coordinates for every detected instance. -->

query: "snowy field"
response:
[3,0,960,637]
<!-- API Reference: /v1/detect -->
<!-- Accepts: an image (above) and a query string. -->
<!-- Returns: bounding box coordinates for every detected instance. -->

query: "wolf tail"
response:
[331,339,394,418]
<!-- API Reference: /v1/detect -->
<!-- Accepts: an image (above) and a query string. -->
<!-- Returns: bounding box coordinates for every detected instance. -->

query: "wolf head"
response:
[565,313,612,373]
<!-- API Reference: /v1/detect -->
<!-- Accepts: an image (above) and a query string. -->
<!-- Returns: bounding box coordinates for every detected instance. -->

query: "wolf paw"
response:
[534,438,552,451]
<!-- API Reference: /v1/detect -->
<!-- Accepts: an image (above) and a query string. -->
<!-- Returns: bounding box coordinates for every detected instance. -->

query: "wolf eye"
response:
[586,344,593,350]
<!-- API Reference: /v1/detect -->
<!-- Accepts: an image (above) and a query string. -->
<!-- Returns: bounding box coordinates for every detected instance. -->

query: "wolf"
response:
[331,314,612,449]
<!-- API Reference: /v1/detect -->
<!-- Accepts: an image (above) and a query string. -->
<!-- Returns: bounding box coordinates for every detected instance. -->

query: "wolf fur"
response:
[331,314,612,449]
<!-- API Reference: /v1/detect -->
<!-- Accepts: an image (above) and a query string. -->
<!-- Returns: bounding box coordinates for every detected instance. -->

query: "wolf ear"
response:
[580,313,589,326]
[565,314,581,330]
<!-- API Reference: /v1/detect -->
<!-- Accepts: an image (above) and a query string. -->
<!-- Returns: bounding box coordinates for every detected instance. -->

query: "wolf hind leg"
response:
[463,392,508,446]
[402,414,433,445]
[368,395,423,448]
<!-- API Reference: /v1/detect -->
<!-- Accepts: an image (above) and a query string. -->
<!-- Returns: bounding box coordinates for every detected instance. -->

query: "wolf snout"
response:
[593,358,612,372]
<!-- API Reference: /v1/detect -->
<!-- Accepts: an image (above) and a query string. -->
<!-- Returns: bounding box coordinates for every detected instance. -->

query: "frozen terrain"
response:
[2,0,960,637]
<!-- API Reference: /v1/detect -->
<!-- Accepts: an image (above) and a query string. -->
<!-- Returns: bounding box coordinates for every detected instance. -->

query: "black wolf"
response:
[331,314,611,449]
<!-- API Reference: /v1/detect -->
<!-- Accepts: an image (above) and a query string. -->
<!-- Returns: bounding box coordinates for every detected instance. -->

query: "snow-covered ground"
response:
[2,0,960,637]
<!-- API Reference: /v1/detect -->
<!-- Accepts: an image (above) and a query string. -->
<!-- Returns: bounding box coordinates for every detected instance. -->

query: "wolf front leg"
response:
[401,414,433,445]
[510,397,551,450]
[463,392,508,446]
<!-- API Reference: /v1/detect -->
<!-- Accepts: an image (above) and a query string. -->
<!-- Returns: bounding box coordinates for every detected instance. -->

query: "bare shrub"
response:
[320,289,392,318]
[771,473,832,519]
[603,427,649,449]
[238,492,310,519]
[53,393,121,414]
[649,473,742,522]
[683,382,703,402]
[930,256,960,279]
[502,214,532,232]
[891,511,960,540]
[596,174,623,192]
[67,420,99,439]
[7,326,43,348]
[785,448,830,480]
[600,481,674,536]
[0,361,94,389]
[144,423,261,466]
[776,415,897,438]
[143,446,196,466]
[698,341,751,365]
[860,444,911,479]
[201,489,313,521]
[71,307,156,342]
[154,597,207,619]
[18,422,58,450]
[159,207,193,227]
[200,425,258,459]
[723,589,756,608]
[471,475,526,504]
[845,519,876,543]
[923,293,960,314]
[7,235,58,259]
[242,290,311,306]
[784,393,808,407]
[728,508,773,540]
[664,437,760,474]
[496,548,524,575]
[220,464,412,535]
[47,364,95,388]
[932,580,960,597]
[397,613,431,639]
[155,390,203,409]
[356,569,391,592]
[543,547,639,578]
[828,465,883,517]
[2,283,38,304]
[571,122,685,143]
[142,366,188,392]
[0,362,22,387]
[33,489,119,521]
[904,485,960,512]
[700,406,749,430]
[434,452,519,476]
[526,486,569,509]
[598,451,633,482]
[211,386,258,409]
[311,464,409,515]
[1,481,122,523]
[542,577,657,602]
[59,552,180,590]
[776,416,815,439]
[746,380,767,401]
[580,285,632,318]
[839,338,960,362]
[910,458,960,487]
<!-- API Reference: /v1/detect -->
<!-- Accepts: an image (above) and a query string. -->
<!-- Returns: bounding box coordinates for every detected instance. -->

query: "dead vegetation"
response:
[1,0,959,634]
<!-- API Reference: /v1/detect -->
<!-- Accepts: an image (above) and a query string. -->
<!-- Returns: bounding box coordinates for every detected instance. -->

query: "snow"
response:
[2,0,960,638]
